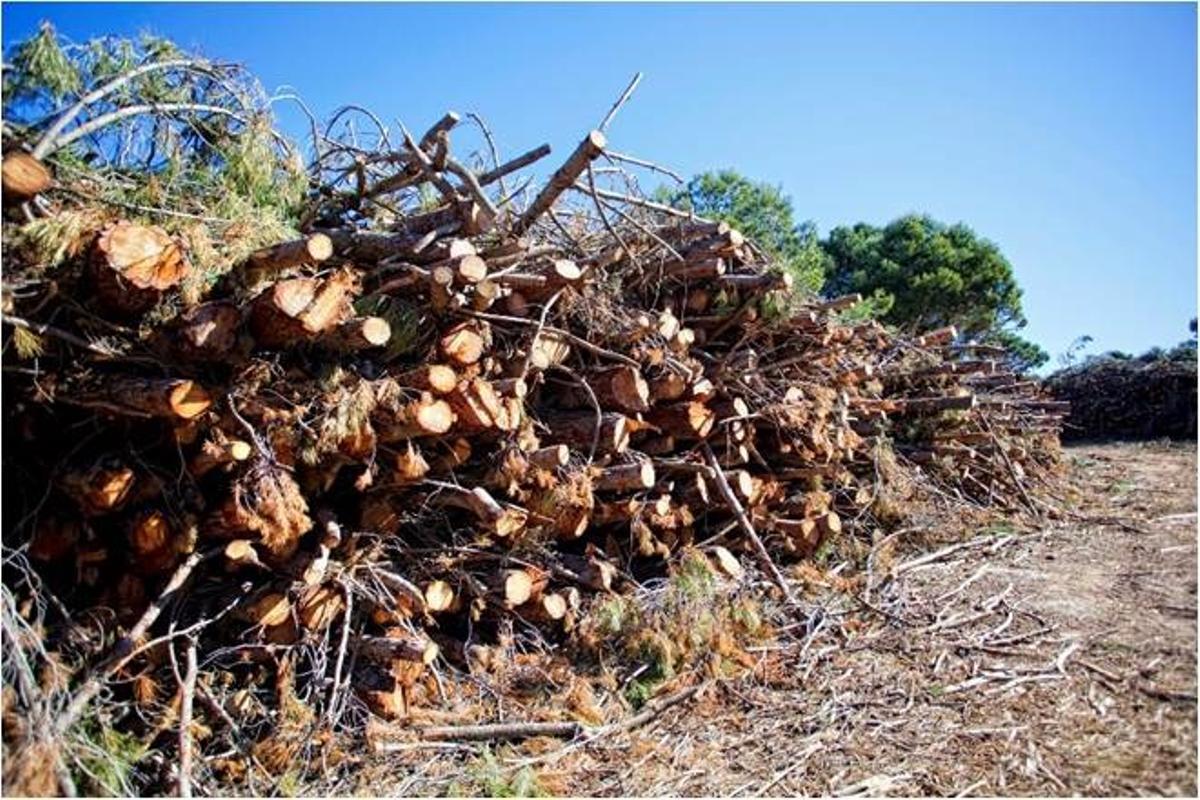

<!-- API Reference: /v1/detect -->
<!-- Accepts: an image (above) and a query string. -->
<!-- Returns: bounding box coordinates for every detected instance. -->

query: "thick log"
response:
[645,402,716,439]
[354,634,440,665]
[60,462,136,515]
[514,130,606,234]
[2,151,52,200]
[545,412,630,455]
[594,461,656,492]
[446,378,503,433]
[91,221,189,315]
[395,364,458,395]
[86,377,212,420]
[249,271,354,348]
[589,365,650,413]
[527,444,569,470]
[428,484,527,538]
[714,271,792,293]
[373,386,455,441]
[424,580,459,613]
[439,321,491,366]
[172,301,242,361]
[392,442,431,482]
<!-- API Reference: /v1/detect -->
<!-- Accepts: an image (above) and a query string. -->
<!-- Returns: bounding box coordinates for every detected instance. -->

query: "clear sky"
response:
[3,2,1196,364]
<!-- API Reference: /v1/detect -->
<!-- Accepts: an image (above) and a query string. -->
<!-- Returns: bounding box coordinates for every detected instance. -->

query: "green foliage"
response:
[3,22,81,106]
[449,749,546,798]
[3,26,307,281]
[822,214,1027,337]
[659,170,828,295]
[987,329,1050,373]
[70,716,150,796]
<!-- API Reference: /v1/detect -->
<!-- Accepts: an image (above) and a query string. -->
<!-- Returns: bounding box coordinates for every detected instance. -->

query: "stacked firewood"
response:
[2,108,1064,774]
[872,332,1067,508]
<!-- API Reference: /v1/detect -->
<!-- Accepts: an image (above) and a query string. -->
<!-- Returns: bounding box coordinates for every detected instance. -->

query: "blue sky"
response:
[3,2,1196,364]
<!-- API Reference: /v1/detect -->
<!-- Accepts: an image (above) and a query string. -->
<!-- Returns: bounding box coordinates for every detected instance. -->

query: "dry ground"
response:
[371,442,1196,797]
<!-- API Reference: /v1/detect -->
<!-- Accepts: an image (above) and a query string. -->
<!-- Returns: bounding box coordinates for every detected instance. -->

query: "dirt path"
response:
[369,442,1196,796]
[558,442,1198,796]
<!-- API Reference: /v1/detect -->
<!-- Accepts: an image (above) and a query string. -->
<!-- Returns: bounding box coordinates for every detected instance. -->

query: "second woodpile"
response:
[4,111,1066,736]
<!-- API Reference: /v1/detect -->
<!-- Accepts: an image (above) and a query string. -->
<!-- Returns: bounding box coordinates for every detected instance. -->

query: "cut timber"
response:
[1,151,52,200]
[190,437,252,477]
[528,444,569,470]
[492,569,537,608]
[446,378,503,433]
[428,484,527,538]
[172,301,242,361]
[91,221,190,315]
[373,384,456,440]
[594,462,656,492]
[297,584,344,632]
[901,394,976,414]
[354,633,440,665]
[60,462,136,515]
[439,321,490,366]
[246,234,333,276]
[320,316,392,351]
[249,270,355,348]
[914,326,958,347]
[546,412,630,455]
[88,377,212,420]
[424,580,458,613]
[645,402,716,440]
[395,365,458,395]
[514,130,606,234]
[528,331,572,369]
[589,365,650,413]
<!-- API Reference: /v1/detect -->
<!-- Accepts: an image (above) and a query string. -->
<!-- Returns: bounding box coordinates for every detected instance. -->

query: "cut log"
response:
[246,234,333,276]
[91,221,190,315]
[319,316,392,351]
[60,462,136,515]
[545,412,630,455]
[439,321,490,366]
[355,633,440,665]
[445,378,503,433]
[190,436,253,477]
[589,365,650,413]
[2,151,52,200]
[172,301,242,361]
[594,462,656,492]
[428,484,527,538]
[395,364,458,395]
[528,444,569,470]
[85,377,212,421]
[424,580,459,613]
[249,270,355,348]
[645,402,716,440]
[374,384,456,440]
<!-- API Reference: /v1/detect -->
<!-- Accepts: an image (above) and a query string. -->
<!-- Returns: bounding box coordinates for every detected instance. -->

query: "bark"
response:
[514,130,606,235]
[246,234,333,276]
[544,412,631,455]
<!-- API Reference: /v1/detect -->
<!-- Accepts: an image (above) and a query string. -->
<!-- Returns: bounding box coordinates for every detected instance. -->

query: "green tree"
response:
[659,170,828,294]
[822,214,1047,370]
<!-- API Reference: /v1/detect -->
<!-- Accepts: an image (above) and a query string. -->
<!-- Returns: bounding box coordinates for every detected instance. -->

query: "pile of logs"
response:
[1045,352,1197,441]
[2,106,1065,782]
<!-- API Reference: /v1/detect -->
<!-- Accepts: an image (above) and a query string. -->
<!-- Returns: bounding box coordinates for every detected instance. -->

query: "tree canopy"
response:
[658,170,828,295]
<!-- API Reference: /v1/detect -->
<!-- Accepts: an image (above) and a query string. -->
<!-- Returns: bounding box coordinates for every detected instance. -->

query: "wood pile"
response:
[1045,352,1197,441]
[3,98,1064,790]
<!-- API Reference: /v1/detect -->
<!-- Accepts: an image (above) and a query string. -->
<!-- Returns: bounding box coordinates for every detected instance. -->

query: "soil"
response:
[369,441,1196,797]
